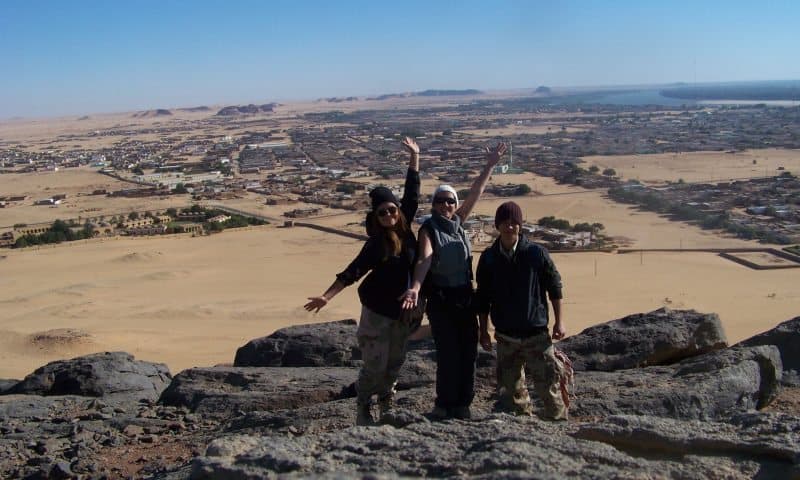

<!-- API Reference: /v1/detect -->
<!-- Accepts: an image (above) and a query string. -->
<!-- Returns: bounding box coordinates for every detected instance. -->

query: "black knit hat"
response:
[369,186,399,211]
[495,201,524,228]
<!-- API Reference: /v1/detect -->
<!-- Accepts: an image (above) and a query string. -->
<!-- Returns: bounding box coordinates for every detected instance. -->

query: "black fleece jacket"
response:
[335,169,419,319]
[475,235,563,337]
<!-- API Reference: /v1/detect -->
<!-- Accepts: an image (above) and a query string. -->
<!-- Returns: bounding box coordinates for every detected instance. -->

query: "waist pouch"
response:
[431,285,474,311]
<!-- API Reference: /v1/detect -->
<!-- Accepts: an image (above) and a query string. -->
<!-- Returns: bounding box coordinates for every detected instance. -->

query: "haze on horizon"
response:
[2,0,799,119]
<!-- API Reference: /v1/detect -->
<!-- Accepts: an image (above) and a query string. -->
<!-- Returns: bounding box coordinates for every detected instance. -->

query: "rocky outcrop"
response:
[0,379,18,394]
[8,352,171,403]
[558,308,728,371]
[132,109,172,118]
[215,104,277,116]
[575,412,800,464]
[192,411,799,479]
[234,319,361,367]
[2,310,798,479]
[158,367,358,415]
[0,393,205,479]
[177,106,211,112]
[572,345,782,420]
[232,321,438,393]
[737,316,800,385]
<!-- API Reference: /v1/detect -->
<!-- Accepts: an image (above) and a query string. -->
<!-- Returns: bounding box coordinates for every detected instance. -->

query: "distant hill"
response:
[77,115,90,121]
[216,103,278,116]
[367,93,407,101]
[132,109,173,118]
[178,106,212,112]
[368,89,482,101]
[415,89,482,96]
[535,86,552,95]
[320,97,359,103]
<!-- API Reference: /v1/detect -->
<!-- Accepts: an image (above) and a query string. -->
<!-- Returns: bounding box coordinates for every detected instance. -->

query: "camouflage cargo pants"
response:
[495,331,567,420]
[356,307,412,406]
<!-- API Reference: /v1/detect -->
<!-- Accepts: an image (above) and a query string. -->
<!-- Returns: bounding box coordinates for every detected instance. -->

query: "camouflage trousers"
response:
[356,307,412,406]
[495,331,568,420]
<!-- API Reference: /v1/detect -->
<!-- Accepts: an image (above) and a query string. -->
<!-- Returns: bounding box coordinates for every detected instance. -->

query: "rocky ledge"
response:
[2,308,799,479]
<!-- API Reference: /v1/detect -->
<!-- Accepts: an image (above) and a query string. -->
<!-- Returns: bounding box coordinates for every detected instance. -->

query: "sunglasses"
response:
[433,197,457,205]
[377,206,398,217]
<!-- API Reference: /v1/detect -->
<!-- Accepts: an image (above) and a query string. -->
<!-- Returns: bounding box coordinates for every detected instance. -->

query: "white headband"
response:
[433,185,459,207]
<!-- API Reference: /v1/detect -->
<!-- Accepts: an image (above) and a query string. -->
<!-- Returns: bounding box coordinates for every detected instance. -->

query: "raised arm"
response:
[399,227,433,309]
[400,137,420,221]
[455,142,507,221]
[402,136,420,172]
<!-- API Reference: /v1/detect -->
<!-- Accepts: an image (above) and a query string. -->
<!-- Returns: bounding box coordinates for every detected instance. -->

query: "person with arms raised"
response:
[305,137,421,425]
[400,142,507,420]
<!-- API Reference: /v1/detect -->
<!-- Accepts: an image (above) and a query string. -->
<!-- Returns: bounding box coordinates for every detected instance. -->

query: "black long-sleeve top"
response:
[475,235,563,337]
[336,169,420,319]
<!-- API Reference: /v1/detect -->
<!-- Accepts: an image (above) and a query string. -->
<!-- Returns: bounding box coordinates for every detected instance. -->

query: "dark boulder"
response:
[737,316,800,386]
[8,352,171,403]
[159,366,358,415]
[572,345,782,420]
[574,412,800,464]
[559,308,728,371]
[234,319,360,367]
[0,379,18,394]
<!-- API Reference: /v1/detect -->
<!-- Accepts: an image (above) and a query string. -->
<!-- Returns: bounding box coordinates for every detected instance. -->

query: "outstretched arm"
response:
[304,280,346,313]
[306,238,380,312]
[456,142,507,221]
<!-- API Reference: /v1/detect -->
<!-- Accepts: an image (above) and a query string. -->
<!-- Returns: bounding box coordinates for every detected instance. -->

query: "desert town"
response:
[2,97,799,252]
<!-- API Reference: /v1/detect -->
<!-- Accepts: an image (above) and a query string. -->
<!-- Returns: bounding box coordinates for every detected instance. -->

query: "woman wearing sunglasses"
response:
[304,137,420,426]
[400,142,507,420]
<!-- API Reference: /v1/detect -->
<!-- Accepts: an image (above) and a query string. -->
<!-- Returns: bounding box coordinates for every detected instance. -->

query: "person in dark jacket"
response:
[475,201,568,420]
[400,142,507,420]
[304,137,420,425]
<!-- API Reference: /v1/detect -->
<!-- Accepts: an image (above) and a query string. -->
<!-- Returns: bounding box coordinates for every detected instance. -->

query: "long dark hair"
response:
[367,208,410,259]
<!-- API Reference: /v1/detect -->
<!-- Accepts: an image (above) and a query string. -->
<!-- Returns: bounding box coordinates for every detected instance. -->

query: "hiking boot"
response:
[378,395,395,417]
[451,406,471,420]
[540,411,568,422]
[429,406,449,421]
[356,403,374,426]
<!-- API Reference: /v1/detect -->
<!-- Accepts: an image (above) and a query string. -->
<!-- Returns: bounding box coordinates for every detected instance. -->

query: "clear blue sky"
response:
[1,0,798,118]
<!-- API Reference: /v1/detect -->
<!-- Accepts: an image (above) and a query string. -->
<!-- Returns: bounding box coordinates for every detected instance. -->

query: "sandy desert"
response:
[1,107,798,379]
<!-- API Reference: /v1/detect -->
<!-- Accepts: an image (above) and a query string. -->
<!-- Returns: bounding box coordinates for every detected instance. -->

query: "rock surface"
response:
[233,319,360,367]
[159,366,358,414]
[738,316,800,385]
[2,310,798,479]
[572,345,782,420]
[192,413,786,479]
[558,308,728,371]
[8,352,171,403]
[575,412,800,464]
[0,379,18,394]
